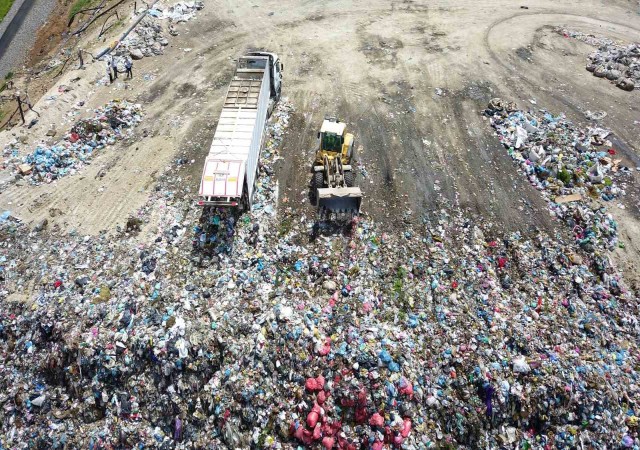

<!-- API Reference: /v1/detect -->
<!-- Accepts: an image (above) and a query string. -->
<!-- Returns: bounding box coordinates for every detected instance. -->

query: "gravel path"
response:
[0,0,57,79]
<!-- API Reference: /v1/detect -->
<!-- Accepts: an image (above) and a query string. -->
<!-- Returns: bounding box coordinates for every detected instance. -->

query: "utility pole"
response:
[15,93,25,124]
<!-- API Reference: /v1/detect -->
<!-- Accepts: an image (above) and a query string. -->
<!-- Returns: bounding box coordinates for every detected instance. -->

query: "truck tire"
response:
[344,170,355,187]
[240,185,251,212]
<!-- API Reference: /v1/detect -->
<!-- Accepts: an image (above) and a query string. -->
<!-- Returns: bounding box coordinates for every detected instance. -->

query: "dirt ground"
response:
[1,0,639,277]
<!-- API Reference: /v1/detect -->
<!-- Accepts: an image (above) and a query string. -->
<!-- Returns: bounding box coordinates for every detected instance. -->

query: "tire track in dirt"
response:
[274,92,318,218]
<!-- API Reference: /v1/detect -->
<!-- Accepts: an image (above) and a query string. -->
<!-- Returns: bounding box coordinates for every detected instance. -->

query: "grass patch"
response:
[0,0,15,23]
[277,215,293,237]
[392,266,407,301]
[556,168,572,185]
[68,0,94,20]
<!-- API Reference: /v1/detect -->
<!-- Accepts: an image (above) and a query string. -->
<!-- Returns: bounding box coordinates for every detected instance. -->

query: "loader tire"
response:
[311,171,324,203]
[344,170,355,187]
[312,172,324,190]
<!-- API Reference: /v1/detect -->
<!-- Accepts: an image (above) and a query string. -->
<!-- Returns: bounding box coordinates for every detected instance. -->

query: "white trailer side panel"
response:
[199,67,270,205]
[199,109,258,198]
[245,69,270,201]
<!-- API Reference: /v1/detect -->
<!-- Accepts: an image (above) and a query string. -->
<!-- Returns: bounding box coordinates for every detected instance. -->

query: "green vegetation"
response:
[0,73,12,94]
[392,266,407,300]
[557,168,572,185]
[277,215,293,237]
[0,0,15,23]
[68,0,94,20]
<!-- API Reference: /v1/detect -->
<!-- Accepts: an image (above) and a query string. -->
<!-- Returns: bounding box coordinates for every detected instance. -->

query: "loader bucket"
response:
[316,187,363,219]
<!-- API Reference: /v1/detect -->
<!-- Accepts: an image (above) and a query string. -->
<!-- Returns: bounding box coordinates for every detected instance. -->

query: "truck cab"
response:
[247,51,283,100]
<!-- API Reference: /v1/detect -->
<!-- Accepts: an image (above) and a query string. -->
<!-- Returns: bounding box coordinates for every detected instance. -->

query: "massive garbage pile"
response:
[558,28,639,91]
[7,101,142,184]
[1,101,639,449]
[485,98,631,254]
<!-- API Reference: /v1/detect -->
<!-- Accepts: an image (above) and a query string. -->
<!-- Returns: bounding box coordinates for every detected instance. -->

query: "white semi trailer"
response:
[198,52,283,209]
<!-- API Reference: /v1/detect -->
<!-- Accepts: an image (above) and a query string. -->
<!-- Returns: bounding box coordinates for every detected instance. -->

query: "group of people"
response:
[106,55,133,83]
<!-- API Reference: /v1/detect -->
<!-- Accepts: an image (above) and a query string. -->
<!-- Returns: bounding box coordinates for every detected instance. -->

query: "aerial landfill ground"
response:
[1,0,640,448]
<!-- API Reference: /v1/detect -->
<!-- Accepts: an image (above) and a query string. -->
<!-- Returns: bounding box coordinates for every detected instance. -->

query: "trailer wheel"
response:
[240,185,251,212]
[344,170,355,187]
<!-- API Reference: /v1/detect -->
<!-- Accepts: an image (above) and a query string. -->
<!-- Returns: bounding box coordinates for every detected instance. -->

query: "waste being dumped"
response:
[18,101,142,184]
[485,98,631,254]
[0,100,639,449]
[558,28,640,91]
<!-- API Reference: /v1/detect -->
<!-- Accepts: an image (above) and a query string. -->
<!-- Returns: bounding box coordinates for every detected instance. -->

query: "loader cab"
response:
[318,119,346,154]
[247,51,283,100]
[321,132,343,153]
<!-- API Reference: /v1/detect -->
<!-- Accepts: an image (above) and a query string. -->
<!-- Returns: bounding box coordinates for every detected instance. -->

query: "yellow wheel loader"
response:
[310,118,363,219]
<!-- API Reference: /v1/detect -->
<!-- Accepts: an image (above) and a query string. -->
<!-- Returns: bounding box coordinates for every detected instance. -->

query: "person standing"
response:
[111,56,118,80]
[107,60,113,83]
[125,58,133,79]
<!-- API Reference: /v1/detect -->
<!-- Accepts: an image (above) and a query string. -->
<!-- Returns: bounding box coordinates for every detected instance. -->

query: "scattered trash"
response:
[121,17,167,58]
[17,164,33,175]
[168,1,203,20]
[559,28,639,91]
[485,99,631,252]
[119,1,204,60]
[19,101,142,184]
[584,110,607,120]
[555,193,582,203]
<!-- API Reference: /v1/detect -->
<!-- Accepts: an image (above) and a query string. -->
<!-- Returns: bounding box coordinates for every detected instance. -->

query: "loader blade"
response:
[316,187,363,219]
